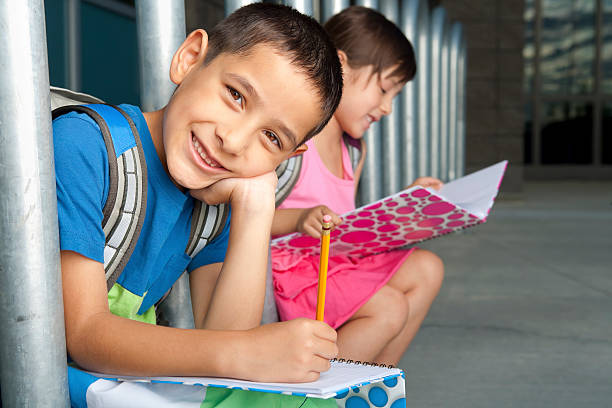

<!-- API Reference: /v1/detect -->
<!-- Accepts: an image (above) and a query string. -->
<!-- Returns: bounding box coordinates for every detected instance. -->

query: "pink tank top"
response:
[278,138,355,214]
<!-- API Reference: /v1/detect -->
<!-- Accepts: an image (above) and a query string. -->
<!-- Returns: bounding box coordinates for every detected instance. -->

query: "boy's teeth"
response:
[192,135,220,168]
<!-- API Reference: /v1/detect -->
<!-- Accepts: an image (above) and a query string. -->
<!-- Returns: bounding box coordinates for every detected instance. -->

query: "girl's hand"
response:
[406,177,443,191]
[297,205,342,238]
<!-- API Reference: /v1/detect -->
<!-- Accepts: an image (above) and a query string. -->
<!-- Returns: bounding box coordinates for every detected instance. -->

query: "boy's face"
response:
[162,33,319,190]
[335,61,405,139]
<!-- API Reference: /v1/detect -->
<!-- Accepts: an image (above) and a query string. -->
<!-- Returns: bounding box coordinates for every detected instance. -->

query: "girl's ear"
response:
[170,29,209,85]
[337,50,350,73]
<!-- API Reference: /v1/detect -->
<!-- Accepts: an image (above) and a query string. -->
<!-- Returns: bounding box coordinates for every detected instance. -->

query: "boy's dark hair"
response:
[204,3,343,145]
[324,6,416,84]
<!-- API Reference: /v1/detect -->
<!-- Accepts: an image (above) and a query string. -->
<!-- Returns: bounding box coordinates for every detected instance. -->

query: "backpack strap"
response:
[274,155,303,207]
[52,104,148,292]
[185,201,229,258]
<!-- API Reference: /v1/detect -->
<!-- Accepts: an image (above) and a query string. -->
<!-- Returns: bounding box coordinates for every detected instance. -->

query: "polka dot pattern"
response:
[335,374,406,408]
[272,187,484,258]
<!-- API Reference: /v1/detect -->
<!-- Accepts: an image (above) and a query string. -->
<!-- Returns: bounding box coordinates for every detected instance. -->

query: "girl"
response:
[271,6,445,366]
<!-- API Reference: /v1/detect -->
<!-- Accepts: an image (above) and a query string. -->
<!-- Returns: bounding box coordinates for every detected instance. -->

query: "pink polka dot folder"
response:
[272,161,508,257]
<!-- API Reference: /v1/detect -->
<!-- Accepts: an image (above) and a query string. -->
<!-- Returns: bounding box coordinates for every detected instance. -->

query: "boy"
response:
[55,4,342,406]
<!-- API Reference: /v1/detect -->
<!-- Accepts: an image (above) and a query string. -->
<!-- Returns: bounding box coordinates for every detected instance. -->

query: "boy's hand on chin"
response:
[190,171,278,211]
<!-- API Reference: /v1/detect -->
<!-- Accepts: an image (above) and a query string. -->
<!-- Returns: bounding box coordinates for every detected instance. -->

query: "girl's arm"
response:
[272,208,308,236]
[273,206,343,238]
[353,138,367,197]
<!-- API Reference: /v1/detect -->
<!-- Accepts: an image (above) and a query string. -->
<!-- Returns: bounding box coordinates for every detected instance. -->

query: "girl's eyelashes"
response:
[380,87,387,95]
[227,86,243,106]
[264,130,282,148]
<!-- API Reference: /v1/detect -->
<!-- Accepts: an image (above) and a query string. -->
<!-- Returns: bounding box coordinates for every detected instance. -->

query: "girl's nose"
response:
[380,98,392,116]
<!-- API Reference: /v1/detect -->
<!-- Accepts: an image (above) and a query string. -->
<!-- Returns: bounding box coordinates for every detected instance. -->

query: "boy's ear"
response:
[288,143,308,158]
[170,29,209,85]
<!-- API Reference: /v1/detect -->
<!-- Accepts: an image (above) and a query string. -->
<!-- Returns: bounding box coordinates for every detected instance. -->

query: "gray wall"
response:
[437,0,525,194]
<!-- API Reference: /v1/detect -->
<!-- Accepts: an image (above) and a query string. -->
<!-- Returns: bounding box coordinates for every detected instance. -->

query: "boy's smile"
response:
[145,31,320,192]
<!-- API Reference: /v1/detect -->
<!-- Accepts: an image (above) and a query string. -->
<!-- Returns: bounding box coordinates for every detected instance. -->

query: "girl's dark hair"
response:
[204,3,343,144]
[324,6,416,84]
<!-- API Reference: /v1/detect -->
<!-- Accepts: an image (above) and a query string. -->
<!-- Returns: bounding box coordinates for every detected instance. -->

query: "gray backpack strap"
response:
[186,201,229,258]
[52,104,148,292]
[274,155,303,207]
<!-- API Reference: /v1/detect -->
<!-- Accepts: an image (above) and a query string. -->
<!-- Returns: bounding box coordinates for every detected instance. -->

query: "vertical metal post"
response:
[285,0,314,16]
[321,0,350,23]
[400,0,424,187]
[379,0,402,195]
[0,1,70,406]
[136,0,194,329]
[356,0,382,205]
[439,17,451,182]
[64,0,81,91]
[225,0,257,16]
[448,22,463,181]
[457,35,467,178]
[416,1,430,177]
[136,0,186,112]
[429,7,446,180]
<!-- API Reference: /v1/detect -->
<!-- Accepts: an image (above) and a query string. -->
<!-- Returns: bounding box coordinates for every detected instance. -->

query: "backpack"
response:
[50,87,229,292]
[274,135,362,207]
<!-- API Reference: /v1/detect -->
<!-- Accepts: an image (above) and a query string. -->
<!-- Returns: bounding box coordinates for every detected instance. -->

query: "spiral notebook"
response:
[88,359,403,399]
[271,160,508,257]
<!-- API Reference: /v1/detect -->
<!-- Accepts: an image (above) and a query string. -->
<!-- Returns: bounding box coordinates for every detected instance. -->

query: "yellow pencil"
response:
[316,215,332,321]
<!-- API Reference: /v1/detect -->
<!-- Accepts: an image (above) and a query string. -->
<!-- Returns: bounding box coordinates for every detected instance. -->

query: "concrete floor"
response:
[397,181,612,407]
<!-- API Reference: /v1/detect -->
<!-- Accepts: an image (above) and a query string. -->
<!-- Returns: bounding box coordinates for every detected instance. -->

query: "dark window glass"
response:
[541,102,593,164]
[541,0,596,94]
[524,102,533,164]
[603,103,612,164]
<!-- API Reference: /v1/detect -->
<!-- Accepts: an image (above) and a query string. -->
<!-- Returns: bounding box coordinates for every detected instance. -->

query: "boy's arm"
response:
[62,250,337,381]
[189,172,277,330]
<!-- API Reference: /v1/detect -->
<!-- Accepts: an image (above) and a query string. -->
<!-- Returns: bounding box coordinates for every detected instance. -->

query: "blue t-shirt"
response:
[53,104,230,313]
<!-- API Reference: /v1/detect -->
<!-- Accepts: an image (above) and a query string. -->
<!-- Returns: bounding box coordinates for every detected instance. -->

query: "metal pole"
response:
[136,0,194,329]
[440,17,451,182]
[417,1,430,177]
[285,0,314,16]
[135,0,185,111]
[225,0,257,16]
[0,1,70,406]
[448,22,463,181]
[379,0,402,195]
[429,7,446,180]
[64,0,81,91]
[320,0,350,23]
[356,0,382,205]
[400,0,423,187]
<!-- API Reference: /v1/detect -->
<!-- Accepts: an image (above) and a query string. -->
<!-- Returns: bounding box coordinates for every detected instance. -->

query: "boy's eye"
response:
[264,130,281,147]
[227,86,243,105]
